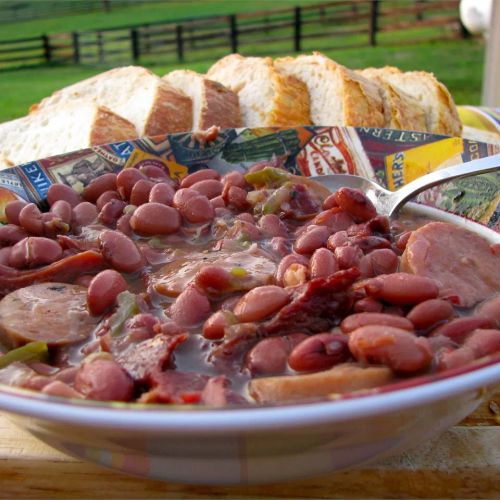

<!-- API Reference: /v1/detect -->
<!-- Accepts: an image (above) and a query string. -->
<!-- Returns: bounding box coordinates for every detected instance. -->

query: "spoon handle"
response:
[389,153,500,216]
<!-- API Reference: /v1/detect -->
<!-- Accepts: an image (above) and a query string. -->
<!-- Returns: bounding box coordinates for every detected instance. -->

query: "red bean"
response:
[169,285,211,327]
[149,183,175,206]
[130,179,155,206]
[363,273,439,305]
[190,179,223,200]
[72,202,98,228]
[47,184,82,208]
[96,190,121,211]
[203,311,233,340]
[195,265,232,293]
[464,329,500,358]
[0,224,28,246]
[116,168,146,201]
[82,173,117,203]
[116,213,133,236]
[334,187,377,222]
[226,186,249,211]
[430,316,493,343]
[349,325,432,374]
[173,188,197,209]
[275,253,309,286]
[310,248,338,278]
[340,312,414,333]
[41,381,82,399]
[322,193,338,210]
[99,230,145,273]
[350,235,391,253]
[334,245,363,269]
[5,200,27,225]
[396,231,412,251]
[406,299,454,331]
[288,333,350,372]
[130,203,181,235]
[179,195,215,224]
[180,169,220,188]
[327,231,349,250]
[87,269,128,316]
[49,199,72,224]
[354,297,384,313]
[75,359,133,402]
[368,216,390,235]
[0,247,12,266]
[258,214,288,238]
[234,285,290,322]
[294,225,330,254]
[9,237,63,269]
[222,171,246,189]
[436,346,475,372]
[313,209,354,233]
[139,165,171,181]
[359,249,398,277]
[210,196,225,209]
[347,222,372,238]
[475,296,500,328]
[18,203,44,235]
[98,199,126,226]
[246,337,290,375]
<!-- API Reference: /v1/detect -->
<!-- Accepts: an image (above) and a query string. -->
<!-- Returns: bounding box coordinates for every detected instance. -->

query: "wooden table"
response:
[1,393,499,499]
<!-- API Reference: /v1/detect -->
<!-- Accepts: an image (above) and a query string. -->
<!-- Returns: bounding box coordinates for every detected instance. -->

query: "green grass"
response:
[0,0,320,39]
[0,37,485,123]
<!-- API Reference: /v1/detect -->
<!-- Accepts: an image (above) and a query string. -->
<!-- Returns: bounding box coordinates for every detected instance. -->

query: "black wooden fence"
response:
[0,0,464,69]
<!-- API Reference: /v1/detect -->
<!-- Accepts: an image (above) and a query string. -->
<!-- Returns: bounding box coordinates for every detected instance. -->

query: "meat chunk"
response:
[0,283,99,347]
[401,222,500,307]
[248,363,392,404]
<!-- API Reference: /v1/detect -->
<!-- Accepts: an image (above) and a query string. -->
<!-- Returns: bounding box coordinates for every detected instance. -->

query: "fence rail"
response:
[0,0,464,70]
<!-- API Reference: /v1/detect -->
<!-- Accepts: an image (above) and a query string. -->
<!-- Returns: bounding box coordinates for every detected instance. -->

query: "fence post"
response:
[131,28,140,62]
[41,34,52,63]
[369,0,379,46]
[175,24,184,62]
[294,6,302,52]
[72,31,80,64]
[97,31,104,63]
[229,14,238,53]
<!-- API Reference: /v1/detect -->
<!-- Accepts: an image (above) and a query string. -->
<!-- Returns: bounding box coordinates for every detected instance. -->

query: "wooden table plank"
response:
[0,392,498,499]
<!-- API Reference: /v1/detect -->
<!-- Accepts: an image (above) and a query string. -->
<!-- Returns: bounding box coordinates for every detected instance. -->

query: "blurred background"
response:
[0,0,489,123]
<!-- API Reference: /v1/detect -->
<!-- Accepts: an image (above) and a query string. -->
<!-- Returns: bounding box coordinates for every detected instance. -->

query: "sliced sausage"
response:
[0,283,99,347]
[401,222,500,307]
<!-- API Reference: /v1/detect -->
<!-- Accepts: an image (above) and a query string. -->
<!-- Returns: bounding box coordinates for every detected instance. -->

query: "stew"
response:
[0,163,498,407]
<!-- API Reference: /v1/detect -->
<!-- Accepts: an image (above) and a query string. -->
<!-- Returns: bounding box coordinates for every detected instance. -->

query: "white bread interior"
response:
[31,66,193,136]
[207,54,311,127]
[0,102,137,168]
[163,69,241,130]
[274,52,385,128]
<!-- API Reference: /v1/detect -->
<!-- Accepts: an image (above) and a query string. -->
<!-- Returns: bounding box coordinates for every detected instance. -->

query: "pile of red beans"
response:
[0,162,498,406]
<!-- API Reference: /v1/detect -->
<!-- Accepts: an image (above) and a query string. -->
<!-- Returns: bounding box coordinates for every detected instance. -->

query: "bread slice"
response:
[207,54,311,127]
[357,68,427,131]
[163,69,241,130]
[274,52,385,128]
[0,103,137,167]
[359,66,462,136]
[31,66,193,136]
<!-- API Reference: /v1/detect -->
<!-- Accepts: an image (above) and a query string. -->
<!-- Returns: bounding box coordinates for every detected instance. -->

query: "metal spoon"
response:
[313,153,500,217]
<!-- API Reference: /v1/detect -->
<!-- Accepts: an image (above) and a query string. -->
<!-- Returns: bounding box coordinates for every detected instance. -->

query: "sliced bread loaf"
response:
[0,103,137,167]
[207,54,311,127]
[163,69,242,130]
[359,67,462,136]
[357,68,427,131]
[31,66,193,136]
[274,52,385,128]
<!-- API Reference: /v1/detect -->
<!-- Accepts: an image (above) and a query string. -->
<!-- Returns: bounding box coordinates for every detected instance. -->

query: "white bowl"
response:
[0,204,498,485]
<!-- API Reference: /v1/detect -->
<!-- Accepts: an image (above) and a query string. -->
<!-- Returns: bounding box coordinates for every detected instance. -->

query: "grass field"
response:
[1,37,485,123]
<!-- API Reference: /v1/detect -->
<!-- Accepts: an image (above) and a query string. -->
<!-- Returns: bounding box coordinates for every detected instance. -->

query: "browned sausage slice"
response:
[0,283,99,348]
[248,363,393,404]
[401,222,500,308]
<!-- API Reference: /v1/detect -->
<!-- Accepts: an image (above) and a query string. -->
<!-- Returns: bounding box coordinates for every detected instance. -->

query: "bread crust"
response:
[90,106,138,145]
